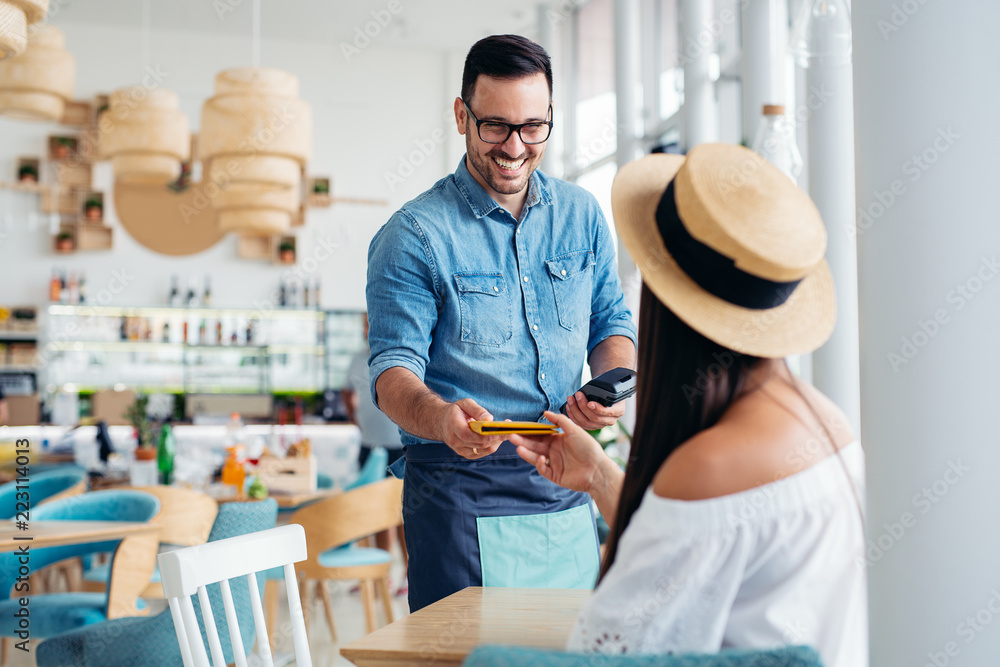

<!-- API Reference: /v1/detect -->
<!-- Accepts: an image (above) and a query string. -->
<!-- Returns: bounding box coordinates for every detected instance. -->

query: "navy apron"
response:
[396,441,600,612]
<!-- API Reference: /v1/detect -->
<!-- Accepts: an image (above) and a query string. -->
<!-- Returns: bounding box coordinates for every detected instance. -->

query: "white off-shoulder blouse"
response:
[568,441,867,667]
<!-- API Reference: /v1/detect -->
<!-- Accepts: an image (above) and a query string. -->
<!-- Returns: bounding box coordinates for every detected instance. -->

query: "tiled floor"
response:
[10,551,410,667]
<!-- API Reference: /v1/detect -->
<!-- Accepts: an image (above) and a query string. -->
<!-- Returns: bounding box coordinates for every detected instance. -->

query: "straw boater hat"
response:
[612,143,835,358]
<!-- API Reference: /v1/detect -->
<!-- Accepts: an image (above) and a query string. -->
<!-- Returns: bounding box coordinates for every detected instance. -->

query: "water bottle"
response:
[157,422,176,486]
[751,104,803,182]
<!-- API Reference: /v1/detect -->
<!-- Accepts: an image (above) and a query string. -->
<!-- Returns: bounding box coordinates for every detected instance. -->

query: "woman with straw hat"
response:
[511,143,866,666]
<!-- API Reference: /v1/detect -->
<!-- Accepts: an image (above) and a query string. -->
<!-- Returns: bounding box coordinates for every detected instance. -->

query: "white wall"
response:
[0,22,468,310]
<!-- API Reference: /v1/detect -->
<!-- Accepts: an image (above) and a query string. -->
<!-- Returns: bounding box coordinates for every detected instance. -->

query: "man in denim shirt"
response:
[367,35,637,612]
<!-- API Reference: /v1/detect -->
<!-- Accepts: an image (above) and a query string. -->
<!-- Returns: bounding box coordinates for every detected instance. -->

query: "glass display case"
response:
[41,305,364,395]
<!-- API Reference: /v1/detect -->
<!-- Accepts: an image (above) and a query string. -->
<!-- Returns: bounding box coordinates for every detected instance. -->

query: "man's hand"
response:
[440,398,505,459]
[563,391,626,430]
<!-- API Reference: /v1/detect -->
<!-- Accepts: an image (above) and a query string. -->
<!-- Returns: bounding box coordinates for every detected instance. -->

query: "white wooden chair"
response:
[158,524,312,667]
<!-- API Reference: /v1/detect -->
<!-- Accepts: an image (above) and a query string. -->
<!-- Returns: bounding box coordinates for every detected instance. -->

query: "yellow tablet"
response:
[468,421,560,436]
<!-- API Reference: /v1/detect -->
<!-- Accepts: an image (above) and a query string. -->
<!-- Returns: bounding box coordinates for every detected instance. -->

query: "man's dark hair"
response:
[461,34,552,104]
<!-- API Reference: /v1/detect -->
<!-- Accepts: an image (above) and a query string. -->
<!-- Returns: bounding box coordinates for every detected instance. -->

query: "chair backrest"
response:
[289,476,402,578]
[344,446,388,491]
[118,485,218,547]
[462,645,826,667]
[0,489,160,596]
[159,523,312,667]
[0,467,89,519]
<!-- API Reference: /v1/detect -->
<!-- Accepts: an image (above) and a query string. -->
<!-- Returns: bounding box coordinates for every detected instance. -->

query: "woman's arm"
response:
[511,410,626,525]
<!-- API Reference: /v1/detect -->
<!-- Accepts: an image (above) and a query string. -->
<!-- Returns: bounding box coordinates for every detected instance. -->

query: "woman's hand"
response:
[510,410,611,495]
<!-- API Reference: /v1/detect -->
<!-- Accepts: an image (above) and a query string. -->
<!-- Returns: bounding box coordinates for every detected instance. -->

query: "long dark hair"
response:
[599,284,764,580]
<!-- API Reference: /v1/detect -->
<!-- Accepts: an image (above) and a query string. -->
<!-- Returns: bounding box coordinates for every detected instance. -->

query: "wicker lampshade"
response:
[0,23,73,121]
[99,87,190,184]
[215,181,301,235]
[0,0,47,60]
[200,67,312,193]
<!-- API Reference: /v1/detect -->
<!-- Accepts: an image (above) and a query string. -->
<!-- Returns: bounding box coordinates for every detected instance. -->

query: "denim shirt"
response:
[367,156,636,446]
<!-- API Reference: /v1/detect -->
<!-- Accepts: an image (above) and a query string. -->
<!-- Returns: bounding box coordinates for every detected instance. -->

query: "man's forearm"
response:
[375,367,449,442]
[588,335,636,377]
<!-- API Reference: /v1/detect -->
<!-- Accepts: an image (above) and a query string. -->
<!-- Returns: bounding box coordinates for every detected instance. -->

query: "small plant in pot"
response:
[278,240,296,264]
[52,137,74,160]
[125,394,155,460]
[17,163,38,183]
[55,230,74,253]
[312,179,330,195]
[84,197,103,221]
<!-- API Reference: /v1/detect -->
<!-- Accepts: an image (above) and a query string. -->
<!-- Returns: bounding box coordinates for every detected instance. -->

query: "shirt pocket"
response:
[546,250,595,332]
[454,272,512,347]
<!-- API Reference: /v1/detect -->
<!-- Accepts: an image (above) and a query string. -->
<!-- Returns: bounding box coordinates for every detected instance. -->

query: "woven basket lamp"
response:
[200,67,312,195]
[0,0,47,60]
[215,180,301,235]
[0,23,73,121]
[99,87,190,184]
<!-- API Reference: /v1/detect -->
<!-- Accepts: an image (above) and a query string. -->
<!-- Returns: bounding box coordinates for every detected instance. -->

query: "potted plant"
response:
[55,230,74,253]
[278,240,296,264]
[125,394,155,458]
[84,196,103,221]
[17,163,38,183]
[52,137,74,160]
[312,179,330,195]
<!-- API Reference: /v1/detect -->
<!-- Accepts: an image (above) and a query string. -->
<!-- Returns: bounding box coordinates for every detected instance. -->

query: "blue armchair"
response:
[0,467,88,518]
[36,498,280,667]
[463,645,824,667]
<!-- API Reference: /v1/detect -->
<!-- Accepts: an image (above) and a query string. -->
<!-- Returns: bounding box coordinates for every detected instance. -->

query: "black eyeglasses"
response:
[462,99,553,145]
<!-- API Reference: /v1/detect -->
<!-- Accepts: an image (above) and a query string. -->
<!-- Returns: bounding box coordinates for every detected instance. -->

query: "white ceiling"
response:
[47,0,545,53]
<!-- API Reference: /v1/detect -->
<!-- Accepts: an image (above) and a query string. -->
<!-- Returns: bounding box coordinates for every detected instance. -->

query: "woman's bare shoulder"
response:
[651,383,855,501]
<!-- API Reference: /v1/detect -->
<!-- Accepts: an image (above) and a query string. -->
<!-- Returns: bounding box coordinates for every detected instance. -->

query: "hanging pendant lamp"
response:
[200,67,312,194]
[215,179,301,235]
[0,23,74,121]
[0,0,47,60]
[99,87,190,184]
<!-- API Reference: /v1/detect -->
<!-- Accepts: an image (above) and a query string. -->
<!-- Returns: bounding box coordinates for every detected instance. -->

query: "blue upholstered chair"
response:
[35,498,279,667]
[463,645,825,667]
[0,467,88,518]
[0,490,160,643]
[344,446,388,491]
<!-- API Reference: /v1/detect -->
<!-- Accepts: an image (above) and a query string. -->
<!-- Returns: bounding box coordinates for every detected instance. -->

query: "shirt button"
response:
[516,227,521,234]
[541,373,546,379]
[523,276,529,283]
[493,286,498,292]
[532,324,538,331]
[560,270,567,276]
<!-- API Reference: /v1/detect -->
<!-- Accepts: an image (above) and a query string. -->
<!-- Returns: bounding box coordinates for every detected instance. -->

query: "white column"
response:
[679,0,719,149]
[854,3,1000,666]
[805,58,860,433]
[615,0,642,432]
[537,3,559,177]
[741,0,788,144]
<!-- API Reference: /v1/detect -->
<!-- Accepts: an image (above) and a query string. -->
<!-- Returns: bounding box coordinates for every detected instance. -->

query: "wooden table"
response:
[214,488,338,509]
[0,520,160,552]
[340,587,590,667]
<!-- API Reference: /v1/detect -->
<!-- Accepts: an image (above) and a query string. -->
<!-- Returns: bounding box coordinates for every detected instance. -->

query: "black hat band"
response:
[655,179,802,310]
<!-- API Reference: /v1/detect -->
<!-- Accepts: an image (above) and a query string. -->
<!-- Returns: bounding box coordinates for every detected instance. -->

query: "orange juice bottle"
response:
[221,446,245,496]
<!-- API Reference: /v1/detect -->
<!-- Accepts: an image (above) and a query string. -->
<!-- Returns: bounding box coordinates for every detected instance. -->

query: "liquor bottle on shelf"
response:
[215,319,222,345]
[169,275,181,307]
[278,278,287,307]
[198,319,207,345]
[49,269,61,302]
[313,278,321,309]
[304,280,311,307]
[59,271,68,303]
[288,279,298,308]
[246,319,254,344]
[182,320,189,344]
[119,317,128,341]
[186,277,198,308]
[67,271,79,305]
[203,275,212,307]
[162,321,170,343]
[78,271,86,304]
